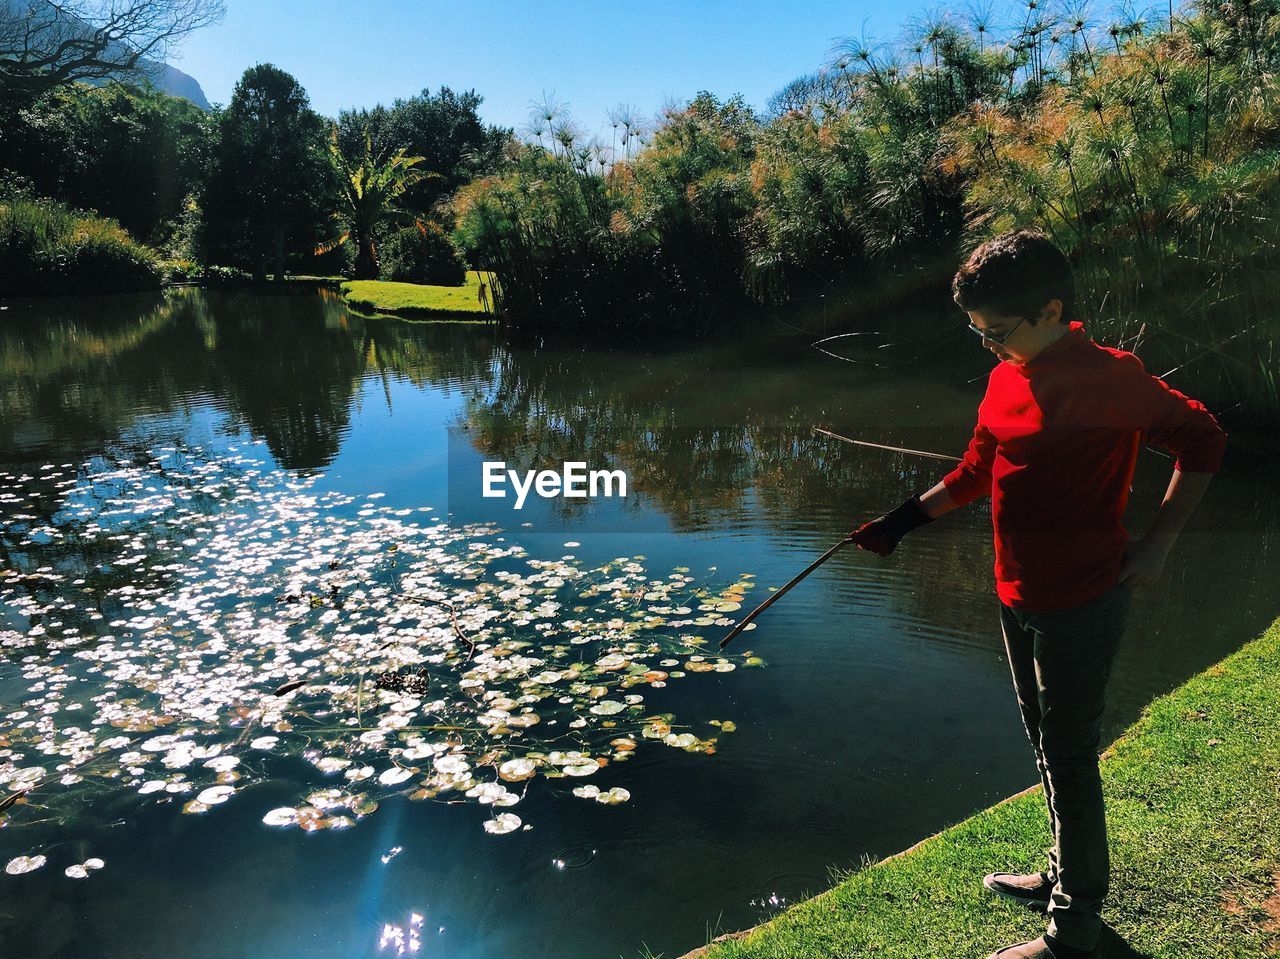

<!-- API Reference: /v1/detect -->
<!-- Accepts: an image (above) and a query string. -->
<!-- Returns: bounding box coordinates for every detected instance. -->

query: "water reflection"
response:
[0,288,1276,959]
[0,288,496,472]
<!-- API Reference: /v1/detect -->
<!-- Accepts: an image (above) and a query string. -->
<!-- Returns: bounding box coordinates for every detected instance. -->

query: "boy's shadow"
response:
[1097,922,1154,958]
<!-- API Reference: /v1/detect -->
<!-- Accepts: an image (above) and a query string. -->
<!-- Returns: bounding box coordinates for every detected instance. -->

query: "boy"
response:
[851,230,1227,959]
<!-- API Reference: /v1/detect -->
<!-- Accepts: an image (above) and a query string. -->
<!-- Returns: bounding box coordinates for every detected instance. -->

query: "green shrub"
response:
[379,224,467,286]
[202,264,252,286]
[0,196,161,296]
[161,259,202,283]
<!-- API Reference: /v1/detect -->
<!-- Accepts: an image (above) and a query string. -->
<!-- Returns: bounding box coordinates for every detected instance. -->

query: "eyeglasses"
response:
[967,315,1026,345]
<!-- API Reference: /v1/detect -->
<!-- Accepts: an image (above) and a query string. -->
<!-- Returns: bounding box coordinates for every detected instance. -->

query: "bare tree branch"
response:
[0,0,224,106]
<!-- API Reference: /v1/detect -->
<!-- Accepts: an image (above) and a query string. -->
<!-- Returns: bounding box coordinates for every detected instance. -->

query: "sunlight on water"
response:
[0,443,765,874]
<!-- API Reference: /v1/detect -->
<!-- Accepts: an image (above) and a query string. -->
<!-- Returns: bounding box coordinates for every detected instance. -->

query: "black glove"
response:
[850,495,934,557]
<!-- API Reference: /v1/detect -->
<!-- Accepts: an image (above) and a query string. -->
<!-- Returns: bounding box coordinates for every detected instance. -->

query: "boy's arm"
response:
[1120,469,1215,588]
[849,418,992,555]
[1118,353,1227,474]
[936,419,998,510]
[1143,469,1215,550]
[1116,355,1227,587]
[919,478,960,518]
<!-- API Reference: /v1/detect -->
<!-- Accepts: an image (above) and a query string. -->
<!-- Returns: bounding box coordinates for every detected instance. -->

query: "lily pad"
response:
[483,812,521,835]
[498,758,536,782]
[5,855,46,875]
[262,807,298,827]
[378,767,413,786]
[0,448,764,844]
[196,785,235,805]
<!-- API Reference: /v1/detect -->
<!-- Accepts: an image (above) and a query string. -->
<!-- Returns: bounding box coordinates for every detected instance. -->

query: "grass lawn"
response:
[686,615,1280,959]
[340,271,497,319]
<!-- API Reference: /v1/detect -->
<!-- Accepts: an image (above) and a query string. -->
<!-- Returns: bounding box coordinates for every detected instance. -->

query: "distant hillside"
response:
[1,0,211,109]
[140,61,210,109]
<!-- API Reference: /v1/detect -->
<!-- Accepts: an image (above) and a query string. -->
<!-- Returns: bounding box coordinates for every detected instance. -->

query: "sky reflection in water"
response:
[0,288,1276,959]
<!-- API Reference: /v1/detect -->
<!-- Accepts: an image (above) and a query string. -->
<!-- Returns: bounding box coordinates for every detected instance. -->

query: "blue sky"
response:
[176,0,963,135]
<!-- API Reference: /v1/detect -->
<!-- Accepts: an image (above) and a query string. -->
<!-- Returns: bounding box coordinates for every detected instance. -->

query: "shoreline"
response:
[678,614,1280,958]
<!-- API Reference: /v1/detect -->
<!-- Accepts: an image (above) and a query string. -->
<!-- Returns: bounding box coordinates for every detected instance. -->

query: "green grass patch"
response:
[340,271,497,320]
[688,617,1280,959]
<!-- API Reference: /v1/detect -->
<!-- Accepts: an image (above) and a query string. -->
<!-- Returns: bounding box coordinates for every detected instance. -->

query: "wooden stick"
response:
[720,536,855,650]
[813,427,961,463]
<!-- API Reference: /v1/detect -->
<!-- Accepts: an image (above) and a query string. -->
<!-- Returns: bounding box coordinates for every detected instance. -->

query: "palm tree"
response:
[320,126,437,279]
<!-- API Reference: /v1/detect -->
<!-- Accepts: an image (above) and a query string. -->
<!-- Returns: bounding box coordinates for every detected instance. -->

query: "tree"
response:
[202,63,337,280]
[336,86,510,215]
[0,0,223,107]
[320,127,434,279]
[0,81,215,242]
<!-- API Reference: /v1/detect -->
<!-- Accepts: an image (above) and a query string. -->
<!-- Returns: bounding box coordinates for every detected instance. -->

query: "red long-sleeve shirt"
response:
[941,321,1227,612]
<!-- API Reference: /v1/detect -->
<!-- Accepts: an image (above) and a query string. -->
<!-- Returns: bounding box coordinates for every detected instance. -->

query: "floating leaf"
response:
[434,755,470,775]
[483,813,521,835]
[5,855,45,875]
[196,785,235,805]
[0,448,766,843]
[378,767,412,786]
[498,758,536,782]
[262,807,298,827]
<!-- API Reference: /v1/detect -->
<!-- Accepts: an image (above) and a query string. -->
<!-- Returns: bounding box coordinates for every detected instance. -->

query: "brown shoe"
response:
[982,871,1054,910]
[985,935,1095,959]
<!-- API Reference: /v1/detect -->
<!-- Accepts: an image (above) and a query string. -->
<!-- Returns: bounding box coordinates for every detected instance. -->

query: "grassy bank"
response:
[685,616,1280,959]
[340,271,497,320]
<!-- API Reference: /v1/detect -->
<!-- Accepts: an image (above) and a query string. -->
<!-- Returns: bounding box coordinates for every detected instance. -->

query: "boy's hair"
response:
[952,229,1076,324]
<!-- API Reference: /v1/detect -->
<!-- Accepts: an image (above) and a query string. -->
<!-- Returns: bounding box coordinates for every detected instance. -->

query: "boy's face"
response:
[965,299,1067,366]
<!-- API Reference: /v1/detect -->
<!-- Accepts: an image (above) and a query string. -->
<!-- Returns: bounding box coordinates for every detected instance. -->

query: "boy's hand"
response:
[1118,536,1170,589]
[850,495,934,557]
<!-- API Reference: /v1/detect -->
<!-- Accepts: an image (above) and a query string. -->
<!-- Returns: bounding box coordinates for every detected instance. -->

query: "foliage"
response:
[453,94,762,332]
[939,0,1280,416]
[336,87,511,216]
[0,0,223,107]
[200,263,250,286]
[160,257,200,282]
[453,144,663,332]
[620,92,760,324]
[319,127,433,279]
[378,222,467,286]
[450,0,1280,415]
[201,63,339,281]
[0,194,160,294]
[0,81,216,244]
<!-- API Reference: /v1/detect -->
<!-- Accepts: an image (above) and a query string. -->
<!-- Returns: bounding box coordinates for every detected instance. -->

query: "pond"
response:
[0,288,1275,959]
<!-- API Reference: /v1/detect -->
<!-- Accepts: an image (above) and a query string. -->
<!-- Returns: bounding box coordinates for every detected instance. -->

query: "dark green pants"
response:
[999,582,1132,951]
